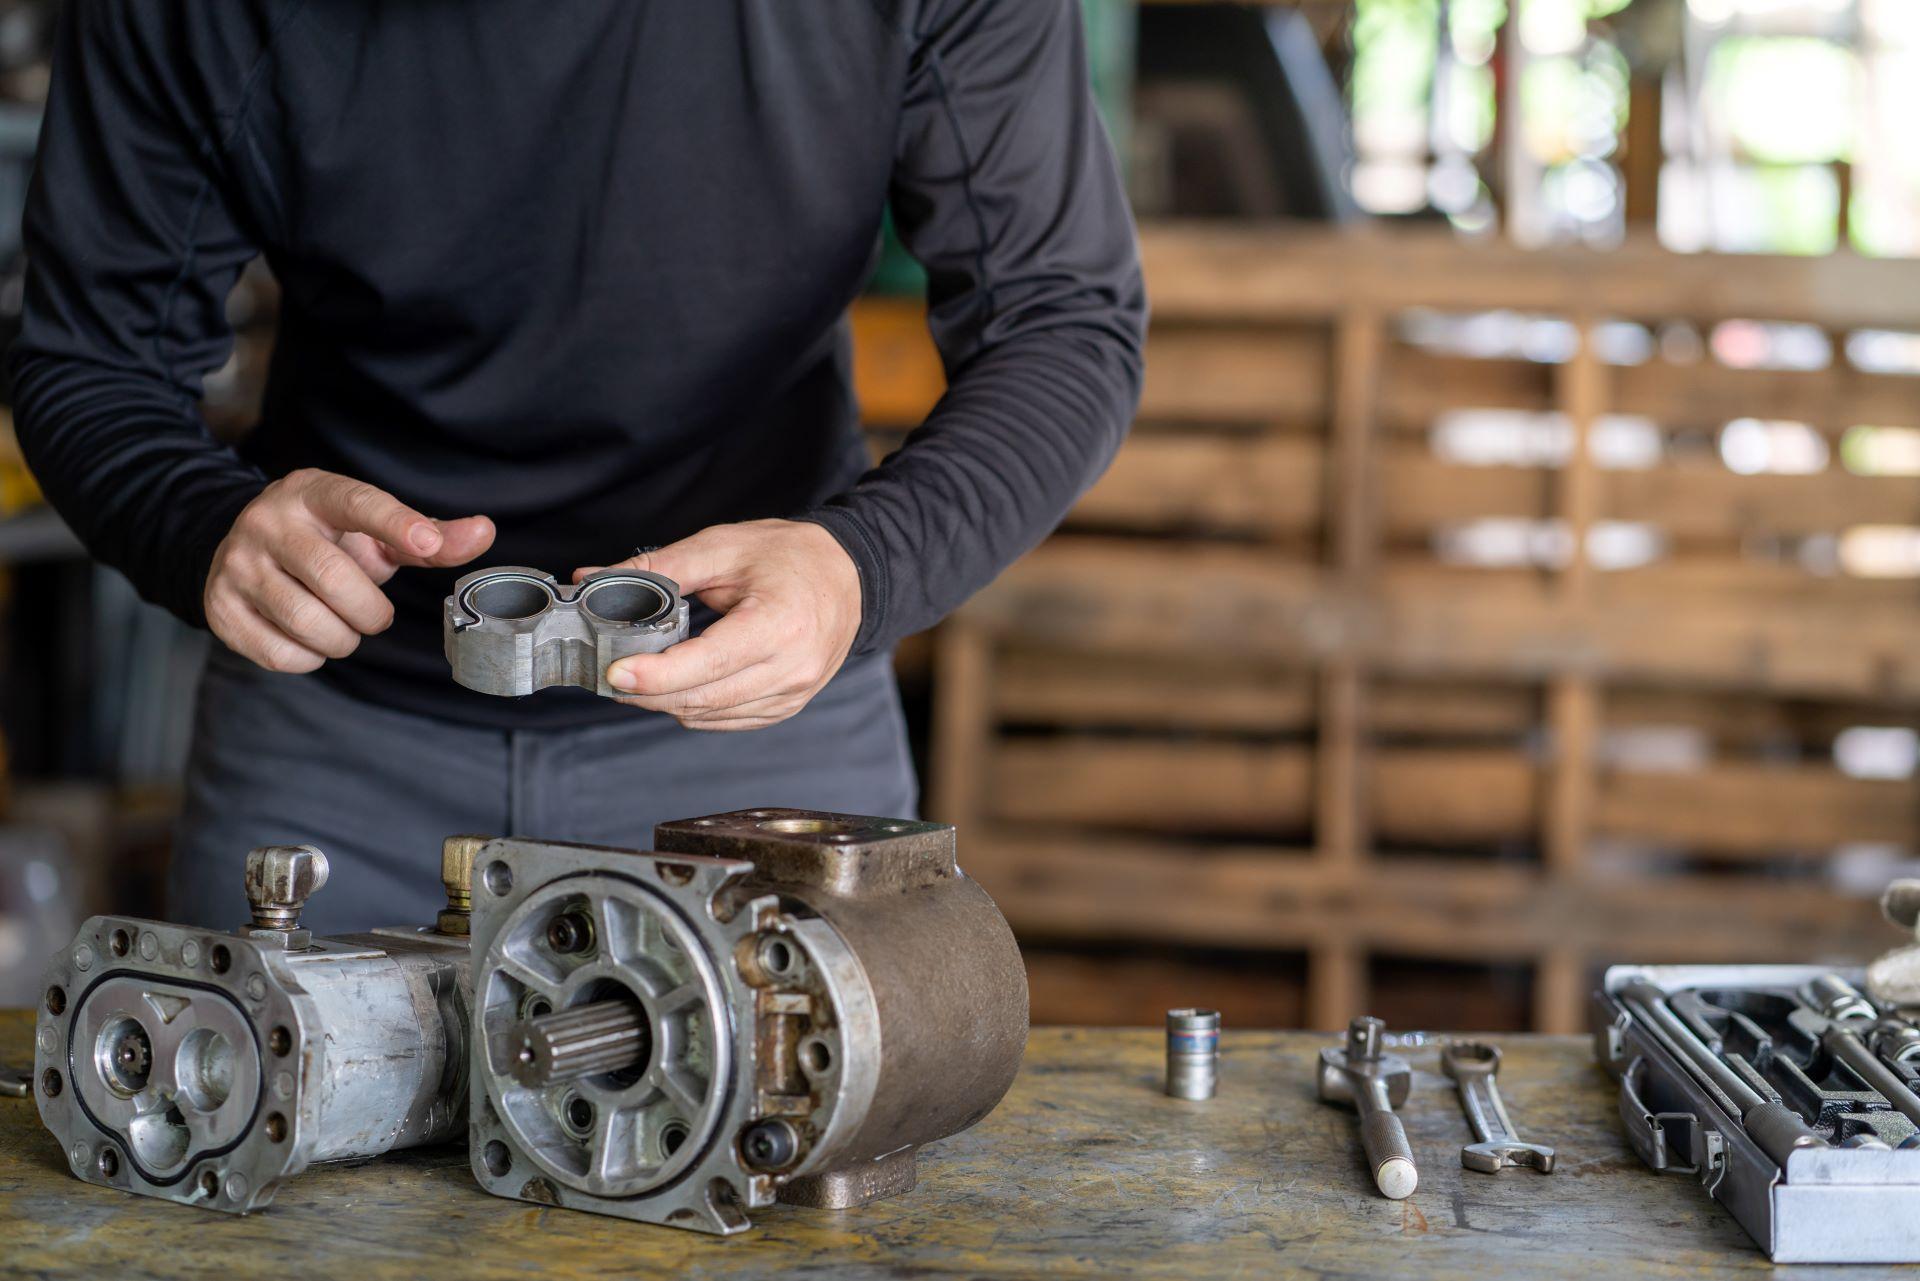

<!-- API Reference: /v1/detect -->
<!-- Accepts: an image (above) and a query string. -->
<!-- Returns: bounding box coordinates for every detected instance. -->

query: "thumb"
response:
[577,529,741,595]
[425,515,496,567]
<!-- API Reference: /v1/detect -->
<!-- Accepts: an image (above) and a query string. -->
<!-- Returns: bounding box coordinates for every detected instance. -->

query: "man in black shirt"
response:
[11,0,1145,928]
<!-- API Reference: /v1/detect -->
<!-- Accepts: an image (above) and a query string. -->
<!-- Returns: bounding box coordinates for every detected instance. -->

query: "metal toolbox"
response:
[1594,964,1920,1264]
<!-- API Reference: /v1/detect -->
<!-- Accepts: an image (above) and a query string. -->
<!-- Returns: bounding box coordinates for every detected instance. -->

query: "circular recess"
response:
[40,1068,61,1098]
[265,1113,288,1143]
[562,1093,596,1138]
[800,1039,834,1076]
[482,1140,512,1177]
[661,1120,691,1157]
[757,936,797,979]
[176,1028,237,1112]
[96,1147,120,1178]
[108,928,131,958]
[95,1015,154,1097]
[756,817,862,836]
[44,985,65,1016]
[484,861,514,896]
[546,911,595,955]
[127,1099,191,1172]
[580,579,671,625]
[469,576,553,621]
[268,1026,291,1057]
[209,944,232,975]
[198,1169,219,1199]
[655,862,695,886]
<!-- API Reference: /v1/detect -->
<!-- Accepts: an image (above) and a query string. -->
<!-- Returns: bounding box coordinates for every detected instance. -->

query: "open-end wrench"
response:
[1441,1041,1554,1173]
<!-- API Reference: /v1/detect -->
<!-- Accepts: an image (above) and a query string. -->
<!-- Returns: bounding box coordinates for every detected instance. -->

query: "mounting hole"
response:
[198,1169,220,1199]
[580,579,671,625]
[175,1028,237,1112]
[44,985,65,1016]
[108,928,131,958]
[655,861,695,886]
[545,911,595,956]
[757,936,797,978]
[209,944,232,975]
[265,1113,288,1143]
[482,1140,512,1178]
[563,1093,596,1137]
[661,1120,691,1158]
[483,861,514,896]
[268,1026,292,1057]
[95,1147,120,1178]
[470,576,553,621]
[800,1039,834,1076]
[95,1015,154,1097]
[40,1068,61,1098]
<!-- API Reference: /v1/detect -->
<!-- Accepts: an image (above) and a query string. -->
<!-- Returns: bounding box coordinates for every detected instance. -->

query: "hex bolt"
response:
[1165,1008,1220,1100]
[438,835,490,936]
[243,845,329,931]
[741,1119,800,1170]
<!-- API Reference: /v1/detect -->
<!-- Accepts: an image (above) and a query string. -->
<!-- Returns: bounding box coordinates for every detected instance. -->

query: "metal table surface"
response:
[0,1011,1885,1279]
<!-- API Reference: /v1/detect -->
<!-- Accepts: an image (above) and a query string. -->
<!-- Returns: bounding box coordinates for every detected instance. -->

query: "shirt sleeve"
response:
[799,0,1147,656]
[7,0,270,629]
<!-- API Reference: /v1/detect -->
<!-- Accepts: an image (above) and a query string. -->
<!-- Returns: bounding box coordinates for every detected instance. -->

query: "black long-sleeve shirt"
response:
[11,0,1145,728]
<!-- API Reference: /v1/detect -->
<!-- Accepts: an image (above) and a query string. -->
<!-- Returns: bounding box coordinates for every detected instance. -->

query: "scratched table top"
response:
[0,1011,1877,1279]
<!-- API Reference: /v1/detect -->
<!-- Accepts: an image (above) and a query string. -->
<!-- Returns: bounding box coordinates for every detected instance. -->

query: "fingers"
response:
[281,534,394,635]
[242,561,362,660]
[576,527,741,594]
[431,514,496,567]
[607,606,774,697]
[300,471,443,556]
[205,587,327,674]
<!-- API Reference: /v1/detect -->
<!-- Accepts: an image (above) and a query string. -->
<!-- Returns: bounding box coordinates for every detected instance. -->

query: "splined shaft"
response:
[510,999,650,1087]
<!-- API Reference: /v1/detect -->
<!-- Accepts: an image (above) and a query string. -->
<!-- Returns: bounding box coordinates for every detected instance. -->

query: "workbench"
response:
[0,1012,1863,1279]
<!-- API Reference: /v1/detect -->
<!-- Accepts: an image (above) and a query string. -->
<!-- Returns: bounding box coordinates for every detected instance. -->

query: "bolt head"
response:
[245,845,329,908]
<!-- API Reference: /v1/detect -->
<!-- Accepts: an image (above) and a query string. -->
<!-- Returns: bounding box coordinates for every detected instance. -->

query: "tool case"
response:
[1594,964,1920,1264]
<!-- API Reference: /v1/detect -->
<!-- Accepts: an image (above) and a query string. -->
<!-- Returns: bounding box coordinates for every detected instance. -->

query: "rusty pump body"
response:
[467,809,1029,1233]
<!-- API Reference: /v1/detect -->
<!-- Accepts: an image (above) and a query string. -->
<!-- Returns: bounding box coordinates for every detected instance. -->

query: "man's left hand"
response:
[576,519,861,731]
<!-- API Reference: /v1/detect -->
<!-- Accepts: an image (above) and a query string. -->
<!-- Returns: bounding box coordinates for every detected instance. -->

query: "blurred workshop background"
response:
[0,0,1915,1033]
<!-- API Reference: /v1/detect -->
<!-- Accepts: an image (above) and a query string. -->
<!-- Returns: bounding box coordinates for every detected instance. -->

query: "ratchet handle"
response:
[1360,1106,1419,1200]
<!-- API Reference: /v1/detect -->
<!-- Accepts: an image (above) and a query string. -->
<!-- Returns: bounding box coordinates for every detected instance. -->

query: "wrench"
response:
[1317,1016,1419,1199]
[1440,1041,1555,1174]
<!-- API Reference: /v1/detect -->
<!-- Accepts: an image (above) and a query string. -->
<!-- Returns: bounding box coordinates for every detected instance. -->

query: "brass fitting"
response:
[437,834,490,936]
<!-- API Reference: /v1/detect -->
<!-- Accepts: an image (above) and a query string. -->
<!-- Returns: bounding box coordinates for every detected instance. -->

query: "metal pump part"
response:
[32,841,475,1213]
[444,565,690,698]
[467,808,1029,1235]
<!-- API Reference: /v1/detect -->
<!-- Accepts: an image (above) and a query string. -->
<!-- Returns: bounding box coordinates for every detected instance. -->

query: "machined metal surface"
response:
[1596,963,1920,1263]
[467,808,1028,1235]
[32,844,472,1214]
[1316,1016,1417,1200]
[1439,1041,1554,1174]
[444,565,689,698]
[1165,1008,1219,1101]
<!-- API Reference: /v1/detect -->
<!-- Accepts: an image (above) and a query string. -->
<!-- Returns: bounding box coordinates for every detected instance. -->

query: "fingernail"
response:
[409,524,441,553]
[609,666,637,691]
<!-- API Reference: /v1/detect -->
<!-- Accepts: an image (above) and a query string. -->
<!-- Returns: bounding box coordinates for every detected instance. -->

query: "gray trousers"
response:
[168,647,918,934]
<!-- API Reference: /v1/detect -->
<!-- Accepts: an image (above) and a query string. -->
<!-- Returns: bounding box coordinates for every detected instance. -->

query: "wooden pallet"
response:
[855,222,1920,1033]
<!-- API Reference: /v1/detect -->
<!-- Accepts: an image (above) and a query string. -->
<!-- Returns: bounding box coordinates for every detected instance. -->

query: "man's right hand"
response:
[204,468,495,673]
